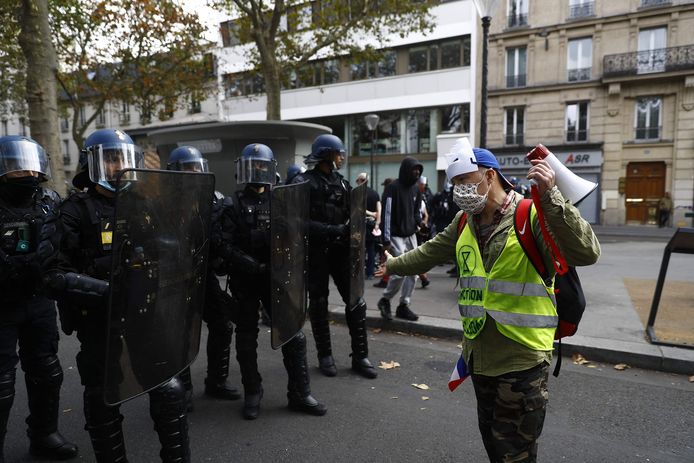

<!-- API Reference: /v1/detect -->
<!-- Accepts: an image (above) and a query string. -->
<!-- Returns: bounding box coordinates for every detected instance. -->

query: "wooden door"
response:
[625,162,665,224]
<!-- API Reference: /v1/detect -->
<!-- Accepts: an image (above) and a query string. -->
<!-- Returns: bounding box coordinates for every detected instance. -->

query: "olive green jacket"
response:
[386,187,601,376]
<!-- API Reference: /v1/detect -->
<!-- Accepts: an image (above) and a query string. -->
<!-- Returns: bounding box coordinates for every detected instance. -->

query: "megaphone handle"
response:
[530,185,569,276]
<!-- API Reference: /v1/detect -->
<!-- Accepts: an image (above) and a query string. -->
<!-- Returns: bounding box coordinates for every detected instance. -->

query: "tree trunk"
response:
[18,0,66,196]
[262,54,282,121]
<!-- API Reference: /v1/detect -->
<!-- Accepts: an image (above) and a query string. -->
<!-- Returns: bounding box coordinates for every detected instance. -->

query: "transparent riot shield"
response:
[270,181,309,349]
[104,168,215,405]
[349,183,367,310]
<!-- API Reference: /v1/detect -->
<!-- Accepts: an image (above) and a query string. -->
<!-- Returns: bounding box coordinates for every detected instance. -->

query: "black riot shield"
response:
[270,181,309,349]
[104,168,215,405]
[348,182,367,310]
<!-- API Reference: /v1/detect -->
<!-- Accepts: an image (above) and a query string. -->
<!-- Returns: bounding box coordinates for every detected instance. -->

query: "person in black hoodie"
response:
[376,156,423,321]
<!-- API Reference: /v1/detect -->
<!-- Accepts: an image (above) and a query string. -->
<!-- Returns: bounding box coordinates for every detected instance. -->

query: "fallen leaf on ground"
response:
[390,396,398,399]
[62,409,72,413]
[396,331,408,336]
[411,383,430,390]
[378,361,401,370]
[421,396,430,401]
[420,407,427,410]
[614,363,630,371]
[572,353,589,365]
[372,328,382,334]
[586,364,597,368]
[689,375,694,383]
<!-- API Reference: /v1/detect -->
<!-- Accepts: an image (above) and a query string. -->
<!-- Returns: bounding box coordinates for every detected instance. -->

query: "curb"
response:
[328,308,694,376]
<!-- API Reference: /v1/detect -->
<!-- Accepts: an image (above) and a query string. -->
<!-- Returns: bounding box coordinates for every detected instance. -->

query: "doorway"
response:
[625,161,665,224]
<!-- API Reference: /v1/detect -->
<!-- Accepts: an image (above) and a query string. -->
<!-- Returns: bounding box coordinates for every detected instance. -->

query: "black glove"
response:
[327,224,349,239]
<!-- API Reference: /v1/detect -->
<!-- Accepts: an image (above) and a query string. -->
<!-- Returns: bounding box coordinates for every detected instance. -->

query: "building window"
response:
[635,97,661,140]
[1,119,7,136]
[569,0,595,19]
[224,73,265,97]
[78,107,86,126]
[19,118,26,136]
[505,107,524,145]
[637,27,667,74]
[406,109,432,154]
[506,47,527,88]
[351,111,402,157]
[567,37,592,82]
[62,140,70,165]
[441,37,471,69]
[641,0,671,8]
[507,0,528,28]
[60,117,69,133]
[220,20,244,47]
[351,52,396,80]
[189,95,201,114]
[441,104,470,134]
[566,102,589,142]
[408,36,471,73]
[96,109,106,128]
[120,102,130,125]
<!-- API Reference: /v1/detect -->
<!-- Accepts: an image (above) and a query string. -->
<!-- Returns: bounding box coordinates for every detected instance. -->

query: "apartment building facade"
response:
[216,0,478,191]
[485,0,694,226]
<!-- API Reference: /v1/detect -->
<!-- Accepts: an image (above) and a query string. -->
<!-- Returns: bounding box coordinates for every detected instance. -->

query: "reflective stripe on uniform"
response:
[487,280,550,298]
[486,309,558,328]
[458,304,485,318]
[458,276,486,289]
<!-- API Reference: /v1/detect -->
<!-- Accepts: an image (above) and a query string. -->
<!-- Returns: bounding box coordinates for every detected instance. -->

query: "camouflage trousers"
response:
[471,362,549,463]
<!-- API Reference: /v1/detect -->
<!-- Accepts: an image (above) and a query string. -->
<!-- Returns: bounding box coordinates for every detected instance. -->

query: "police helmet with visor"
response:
[83,128,144,192]
[0,136,51,181]
[235,143,277,185]
[167,146,209,173]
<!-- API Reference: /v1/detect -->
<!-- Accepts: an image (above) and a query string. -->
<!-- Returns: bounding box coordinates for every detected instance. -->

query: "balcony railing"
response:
[641,0,671,8]
[63,155,71,166]
[506,73,527,88]
[635,126,661,140]
[505,133,524,145]
[507,13,528,28]
[603,45,694,77]
[566,129,589,142]
[568,67,592,82]
[569,2,595,19]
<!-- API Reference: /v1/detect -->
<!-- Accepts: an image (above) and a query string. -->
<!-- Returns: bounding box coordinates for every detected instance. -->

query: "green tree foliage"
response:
[215,0,437,120]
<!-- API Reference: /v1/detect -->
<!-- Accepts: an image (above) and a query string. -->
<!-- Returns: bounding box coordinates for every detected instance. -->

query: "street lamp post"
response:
[472,0,500,149]
[364,113,380,185]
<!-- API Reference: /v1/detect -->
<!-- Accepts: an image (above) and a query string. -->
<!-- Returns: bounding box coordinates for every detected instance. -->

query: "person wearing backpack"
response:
[376,138,600,463]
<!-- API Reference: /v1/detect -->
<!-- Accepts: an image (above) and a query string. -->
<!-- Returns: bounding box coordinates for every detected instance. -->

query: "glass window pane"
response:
[429,45,439,71]
[378,51,396,77]
[409,47,428,72]
[441,41,461,69]
[462,36,471,66]
[518,48,527,76]
[351,62,367,80]
[323,60,339,84]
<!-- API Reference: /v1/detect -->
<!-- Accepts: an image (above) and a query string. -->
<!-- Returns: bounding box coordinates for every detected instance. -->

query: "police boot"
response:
[179,367,194,413]
[309,299,336,377]
[0,370,16,463]
[25,356,78,460]
[283,332,327,416]
[149,377,190,463]
[204,330,240,401]
[84,387,128,463]
[347,302,377,379]
[235,330,263,420]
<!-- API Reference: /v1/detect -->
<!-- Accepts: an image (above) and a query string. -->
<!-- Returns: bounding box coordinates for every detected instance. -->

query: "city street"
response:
[4,320,693,462]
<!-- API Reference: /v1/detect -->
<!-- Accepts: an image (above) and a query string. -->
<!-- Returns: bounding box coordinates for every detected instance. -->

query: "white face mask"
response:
[453,172,489,214]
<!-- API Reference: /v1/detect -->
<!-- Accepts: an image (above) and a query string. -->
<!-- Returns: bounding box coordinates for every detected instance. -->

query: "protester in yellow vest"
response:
[376,138,600,462]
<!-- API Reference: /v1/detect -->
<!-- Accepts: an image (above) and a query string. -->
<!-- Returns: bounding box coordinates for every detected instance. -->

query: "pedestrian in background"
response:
[658,192,673,227]
[373,178,393,289]
[376,157,423,322]
[377,138,600,462]
[355,172,381,279]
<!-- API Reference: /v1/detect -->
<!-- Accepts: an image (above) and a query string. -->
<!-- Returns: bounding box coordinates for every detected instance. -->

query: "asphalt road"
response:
[5,323,694,462]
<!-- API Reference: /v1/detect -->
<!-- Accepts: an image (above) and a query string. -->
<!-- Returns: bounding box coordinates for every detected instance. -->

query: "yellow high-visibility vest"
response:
[455,210,557,351]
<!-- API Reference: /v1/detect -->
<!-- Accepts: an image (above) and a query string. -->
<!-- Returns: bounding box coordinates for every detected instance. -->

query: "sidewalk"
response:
[327,233,694,376]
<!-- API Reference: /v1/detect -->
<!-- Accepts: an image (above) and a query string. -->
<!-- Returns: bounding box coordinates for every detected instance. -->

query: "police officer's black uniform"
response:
[58,129,190,462]
[0,136,78,461]
[214,143,326,420]
[292,134,377,379]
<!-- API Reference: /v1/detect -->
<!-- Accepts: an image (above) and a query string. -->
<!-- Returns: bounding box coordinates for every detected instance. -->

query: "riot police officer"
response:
[0,136,78,461]
[214,143,326,420]
[58,129,190,462]
[166,146,241,409]
[291,134,377,379]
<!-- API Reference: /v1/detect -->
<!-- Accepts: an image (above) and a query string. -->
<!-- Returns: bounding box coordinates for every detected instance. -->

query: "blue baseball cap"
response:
[471,147,514,191]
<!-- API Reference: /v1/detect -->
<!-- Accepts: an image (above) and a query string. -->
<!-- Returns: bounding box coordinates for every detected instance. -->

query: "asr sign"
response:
[497,150,603,169]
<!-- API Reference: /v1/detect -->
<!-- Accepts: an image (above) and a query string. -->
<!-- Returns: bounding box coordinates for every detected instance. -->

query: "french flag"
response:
[448,354,470,392]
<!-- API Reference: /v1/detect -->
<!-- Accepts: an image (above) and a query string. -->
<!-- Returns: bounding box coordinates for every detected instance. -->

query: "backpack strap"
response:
[513,199,549,281]
[456,212,468,237]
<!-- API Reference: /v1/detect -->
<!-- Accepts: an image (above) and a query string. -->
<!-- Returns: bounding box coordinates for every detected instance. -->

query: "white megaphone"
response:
[527,144,598,206]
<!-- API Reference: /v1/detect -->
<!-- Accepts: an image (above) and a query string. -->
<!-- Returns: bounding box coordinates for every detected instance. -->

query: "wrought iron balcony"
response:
[506,73,527,88]
[569,2,595,19]
[635,126,661,141]
[603,45,694,78]
[505,133,524,145]
[568,67,592,82]
[641,0,671,8]
[566,129,589,143]
[507,13,528,28]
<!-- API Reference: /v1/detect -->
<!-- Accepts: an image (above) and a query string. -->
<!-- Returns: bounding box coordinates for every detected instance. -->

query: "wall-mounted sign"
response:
[496,150,603,170]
